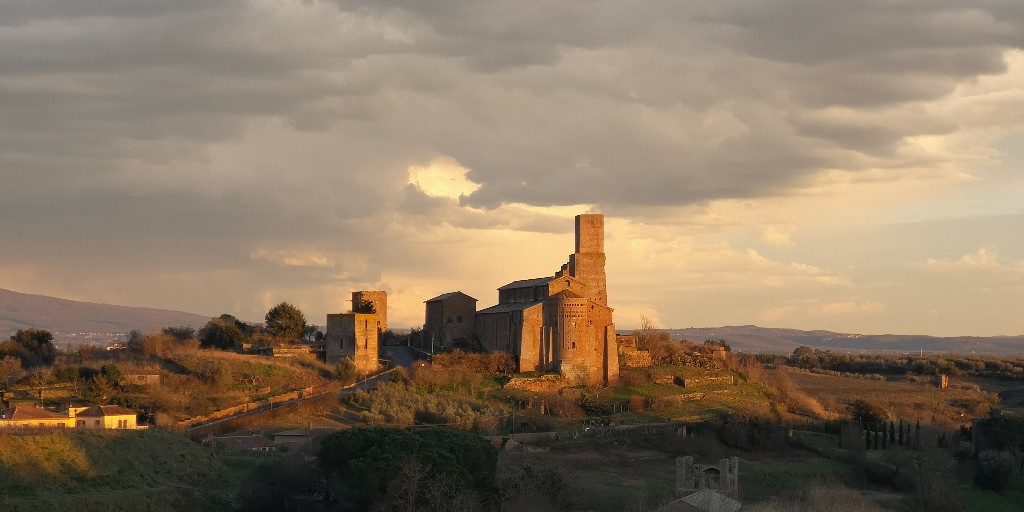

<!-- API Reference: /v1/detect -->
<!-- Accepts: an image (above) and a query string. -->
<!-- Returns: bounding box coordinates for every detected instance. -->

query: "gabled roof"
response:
[0,406,66,421]
[74,405,137,418]
[547,289,585,299]
[477,301,544,315]
[497,277,555,290]
[425,291,477,303]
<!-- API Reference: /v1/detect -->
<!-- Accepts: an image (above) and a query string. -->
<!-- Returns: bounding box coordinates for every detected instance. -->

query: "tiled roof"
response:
[425,291,477,303]
[476,301,544,315]
[497,277,554,290]
[548,289,585,299]
[74,405,137,417]
[0,406,66,421]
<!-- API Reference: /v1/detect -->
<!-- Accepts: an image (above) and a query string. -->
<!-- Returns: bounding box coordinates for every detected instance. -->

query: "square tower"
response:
[351,290,387,332]
[569,213,608,306]
[325,313,379,374]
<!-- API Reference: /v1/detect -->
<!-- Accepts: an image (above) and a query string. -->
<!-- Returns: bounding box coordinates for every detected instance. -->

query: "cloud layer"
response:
[1,1,1022,336]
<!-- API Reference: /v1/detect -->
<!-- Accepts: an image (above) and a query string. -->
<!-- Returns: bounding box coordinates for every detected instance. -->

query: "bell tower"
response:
[569,214,607,306]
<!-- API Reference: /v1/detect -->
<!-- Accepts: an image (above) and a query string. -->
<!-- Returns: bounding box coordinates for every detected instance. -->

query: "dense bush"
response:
[975,450,1014,491]
[318,427,498,511]
[352,380,506,431]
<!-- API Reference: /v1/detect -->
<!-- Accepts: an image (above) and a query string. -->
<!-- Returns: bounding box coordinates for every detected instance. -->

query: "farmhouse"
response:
[0,405,142,429]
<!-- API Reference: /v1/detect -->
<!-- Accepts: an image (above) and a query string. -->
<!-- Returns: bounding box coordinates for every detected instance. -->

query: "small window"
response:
[94,420,100,427]
[447,317,453,324]
[456,315,463,323]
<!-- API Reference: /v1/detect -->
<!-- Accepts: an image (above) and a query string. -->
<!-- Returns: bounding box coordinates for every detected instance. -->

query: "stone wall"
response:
[425,292,477,347]
[351,290,387,332]
[325,313,379,374]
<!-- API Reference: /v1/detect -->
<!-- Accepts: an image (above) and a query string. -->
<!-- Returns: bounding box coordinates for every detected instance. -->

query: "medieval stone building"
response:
[324,290,386,375]
[423,291,477,348]
[351,290,387,332]
[428,214,618,386]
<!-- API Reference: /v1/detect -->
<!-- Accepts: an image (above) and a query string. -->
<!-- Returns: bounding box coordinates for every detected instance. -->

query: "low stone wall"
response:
[674,375,734,388]
[504,375,566,394]
[175,386,315,428]
[652,393,706,408]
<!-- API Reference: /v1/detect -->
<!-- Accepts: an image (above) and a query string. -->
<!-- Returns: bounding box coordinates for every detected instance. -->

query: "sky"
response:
[1,0,1023,337]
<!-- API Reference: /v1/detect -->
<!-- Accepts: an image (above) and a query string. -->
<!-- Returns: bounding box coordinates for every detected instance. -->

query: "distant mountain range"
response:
[3,287,1022,354]
[664,325,1024,356]
[0,288,211,346]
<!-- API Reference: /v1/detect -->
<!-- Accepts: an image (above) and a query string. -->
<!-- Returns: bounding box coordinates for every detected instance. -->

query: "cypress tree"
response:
[889,421,896,444]
[898,419,904,446]
[866,427,871,450]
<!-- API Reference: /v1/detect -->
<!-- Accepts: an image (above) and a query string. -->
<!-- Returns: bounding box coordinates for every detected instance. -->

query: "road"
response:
[382,343,418,369]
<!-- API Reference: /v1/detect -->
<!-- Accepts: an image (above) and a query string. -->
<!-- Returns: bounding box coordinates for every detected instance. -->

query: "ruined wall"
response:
[351,290,387,332]
[676,455,739,495]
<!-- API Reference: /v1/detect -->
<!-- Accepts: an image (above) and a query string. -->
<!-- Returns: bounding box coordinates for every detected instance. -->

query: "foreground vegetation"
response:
[6,319,1024,511]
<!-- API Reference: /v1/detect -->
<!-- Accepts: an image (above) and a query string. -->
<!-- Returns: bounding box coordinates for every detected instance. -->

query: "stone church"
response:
[427,214,619,386]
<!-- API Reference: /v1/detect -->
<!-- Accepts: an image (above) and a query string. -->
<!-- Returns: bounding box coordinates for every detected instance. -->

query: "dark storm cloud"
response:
[1,0,1022,321]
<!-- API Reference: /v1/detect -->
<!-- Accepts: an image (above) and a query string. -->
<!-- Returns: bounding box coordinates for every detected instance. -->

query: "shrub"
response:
[334,357,356,385]
[975,450,1014,491]
[849,399,889,424]
[953,441,974,462]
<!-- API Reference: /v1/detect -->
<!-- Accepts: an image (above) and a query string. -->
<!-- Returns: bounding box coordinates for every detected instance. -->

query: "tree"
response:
[0,328,56,367]
[265,302,306,341]
[0,356,22,387]
[162,326,196,341]
[976,450,1014,491]
[318,427,498,510]
[87,375,116,405]
[199,316,246,350]
[334,356,356,385]
[303,324,321,343]
[100,364,122,386]
[126,329,145,351]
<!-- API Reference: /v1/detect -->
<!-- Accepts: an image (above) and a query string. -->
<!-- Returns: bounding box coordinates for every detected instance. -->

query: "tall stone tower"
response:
[351,290,387,332]
[569,214,608,306]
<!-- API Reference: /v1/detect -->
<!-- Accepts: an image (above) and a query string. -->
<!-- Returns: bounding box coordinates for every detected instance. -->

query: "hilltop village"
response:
[2,213,1024,512]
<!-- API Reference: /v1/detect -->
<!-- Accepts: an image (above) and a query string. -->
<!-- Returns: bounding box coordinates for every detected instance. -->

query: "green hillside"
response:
[0,428,260,511]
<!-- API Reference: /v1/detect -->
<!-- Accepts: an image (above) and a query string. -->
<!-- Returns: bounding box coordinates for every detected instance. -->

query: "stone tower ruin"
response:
[351,290,387,332]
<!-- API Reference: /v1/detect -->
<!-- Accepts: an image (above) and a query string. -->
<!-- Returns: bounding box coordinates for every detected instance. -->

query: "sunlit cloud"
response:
[407,156,481,199]
[250,248,335,268]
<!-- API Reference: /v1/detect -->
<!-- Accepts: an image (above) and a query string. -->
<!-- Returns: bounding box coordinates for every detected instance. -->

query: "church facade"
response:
[435,214,619,386]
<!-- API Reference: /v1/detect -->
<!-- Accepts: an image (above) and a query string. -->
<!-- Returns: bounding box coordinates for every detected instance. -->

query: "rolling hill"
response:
[0,287,211,345]
[665,325,1024,355]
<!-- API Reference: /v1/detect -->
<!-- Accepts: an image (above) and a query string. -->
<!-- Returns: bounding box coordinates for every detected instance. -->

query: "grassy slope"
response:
[0,428,263,512]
